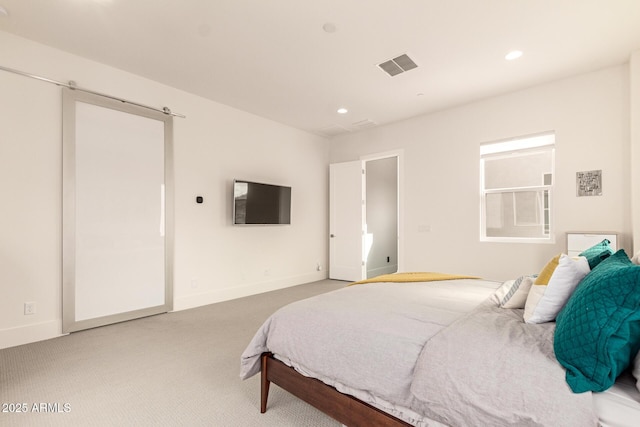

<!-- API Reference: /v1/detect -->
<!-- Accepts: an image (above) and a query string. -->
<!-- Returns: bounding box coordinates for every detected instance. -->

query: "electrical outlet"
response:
[24,302,36,315]
[316,263,322,271]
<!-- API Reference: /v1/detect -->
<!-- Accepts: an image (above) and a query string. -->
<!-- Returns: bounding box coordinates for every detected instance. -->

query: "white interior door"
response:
[329,161,365,281]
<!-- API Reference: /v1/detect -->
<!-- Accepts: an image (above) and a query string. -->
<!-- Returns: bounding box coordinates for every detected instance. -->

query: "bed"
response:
[241,251,640,427]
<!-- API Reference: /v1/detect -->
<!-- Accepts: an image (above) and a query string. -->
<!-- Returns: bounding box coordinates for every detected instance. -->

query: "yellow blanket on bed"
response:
[349,272,480,286]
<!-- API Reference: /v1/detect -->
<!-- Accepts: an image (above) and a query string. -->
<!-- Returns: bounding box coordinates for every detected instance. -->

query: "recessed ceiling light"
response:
[505,50,523,61]
[337,107,348,114]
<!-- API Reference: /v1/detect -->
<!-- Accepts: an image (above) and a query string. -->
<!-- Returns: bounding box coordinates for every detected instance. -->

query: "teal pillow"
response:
[554,250,640,392]
[579,239,614,269]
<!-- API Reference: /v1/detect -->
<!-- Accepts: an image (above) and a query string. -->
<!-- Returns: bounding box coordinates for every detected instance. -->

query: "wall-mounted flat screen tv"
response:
[233,180,291,225]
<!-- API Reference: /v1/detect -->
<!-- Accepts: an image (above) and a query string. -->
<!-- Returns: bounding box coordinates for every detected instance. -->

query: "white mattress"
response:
[594,372,640,427]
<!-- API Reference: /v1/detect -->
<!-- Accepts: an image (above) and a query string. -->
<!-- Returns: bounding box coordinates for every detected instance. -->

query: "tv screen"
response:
[233,180,291,225]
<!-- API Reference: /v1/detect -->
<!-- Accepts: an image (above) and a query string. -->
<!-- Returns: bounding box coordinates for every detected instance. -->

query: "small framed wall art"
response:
[576,170,602,197]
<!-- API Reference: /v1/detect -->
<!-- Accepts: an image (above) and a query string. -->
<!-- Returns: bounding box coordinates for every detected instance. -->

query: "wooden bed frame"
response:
[260,352,412,427]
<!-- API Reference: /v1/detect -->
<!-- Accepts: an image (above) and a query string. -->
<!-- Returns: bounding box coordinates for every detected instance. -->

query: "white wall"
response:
[631,50,640,254]
[0,31,329,349]
[331,65,632,281]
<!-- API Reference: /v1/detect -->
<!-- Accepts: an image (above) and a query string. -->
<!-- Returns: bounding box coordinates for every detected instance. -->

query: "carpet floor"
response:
[0,279,347,426]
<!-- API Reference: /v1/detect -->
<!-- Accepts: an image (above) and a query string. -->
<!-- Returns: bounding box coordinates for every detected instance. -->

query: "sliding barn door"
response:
[62,89,173,333]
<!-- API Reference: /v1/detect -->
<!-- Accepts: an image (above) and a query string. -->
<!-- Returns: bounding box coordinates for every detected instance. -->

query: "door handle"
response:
[160,184,165,237]
[330,234,335,238]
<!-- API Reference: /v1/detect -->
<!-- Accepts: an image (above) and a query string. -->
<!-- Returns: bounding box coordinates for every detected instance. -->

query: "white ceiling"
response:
[1,0,640,137]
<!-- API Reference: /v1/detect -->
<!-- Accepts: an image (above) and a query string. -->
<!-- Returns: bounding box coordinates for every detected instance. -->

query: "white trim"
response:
[360,149,405,162]
[173,272,327,311]
[484,185,551,193]
[0,320,65,350]
[480,132,555,155]
[366,265,399,278]
[481,236,556,244]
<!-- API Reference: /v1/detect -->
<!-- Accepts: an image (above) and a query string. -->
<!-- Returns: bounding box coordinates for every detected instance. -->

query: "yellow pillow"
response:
[534,254,561,285]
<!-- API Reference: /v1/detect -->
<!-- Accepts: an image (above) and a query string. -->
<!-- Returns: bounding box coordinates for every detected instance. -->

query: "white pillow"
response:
[632,251,640,265]
[633,351,640,392]
[493,276,534,309]
[524,255,590,324]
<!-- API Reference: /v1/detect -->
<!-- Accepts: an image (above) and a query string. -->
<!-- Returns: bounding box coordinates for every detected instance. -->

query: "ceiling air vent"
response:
[351,119,377,130]
[377,54,418,77]
[318,125,350,137]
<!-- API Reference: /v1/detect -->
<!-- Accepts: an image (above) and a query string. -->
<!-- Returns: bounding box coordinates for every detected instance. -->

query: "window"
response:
[480,132,555,242]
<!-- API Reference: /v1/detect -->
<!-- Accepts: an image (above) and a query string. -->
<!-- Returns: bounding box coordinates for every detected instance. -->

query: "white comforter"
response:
[240,279,598,426]
[411,299,597,426]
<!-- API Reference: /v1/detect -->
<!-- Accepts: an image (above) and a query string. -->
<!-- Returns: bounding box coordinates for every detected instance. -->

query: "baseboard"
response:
[0,273,329,348]
[0,320,64,350]
[173,271,328,312]
[367,264,398,278]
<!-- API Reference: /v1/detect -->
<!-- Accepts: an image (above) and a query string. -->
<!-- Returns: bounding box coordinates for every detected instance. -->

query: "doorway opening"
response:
[363,155,399,279]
